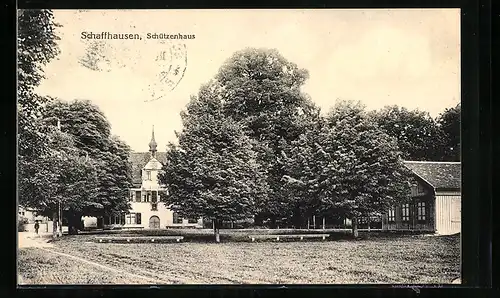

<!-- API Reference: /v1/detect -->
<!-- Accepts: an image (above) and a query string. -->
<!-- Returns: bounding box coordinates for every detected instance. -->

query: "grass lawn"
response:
[18,231,460,284]
[18,248,146,284]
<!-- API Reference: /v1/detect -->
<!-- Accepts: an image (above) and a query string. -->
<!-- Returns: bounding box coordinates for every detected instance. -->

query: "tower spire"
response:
[149,125,157,158]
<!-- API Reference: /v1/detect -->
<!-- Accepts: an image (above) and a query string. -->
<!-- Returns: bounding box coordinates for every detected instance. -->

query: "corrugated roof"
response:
[403,161,461,190]
[129,152,167,187]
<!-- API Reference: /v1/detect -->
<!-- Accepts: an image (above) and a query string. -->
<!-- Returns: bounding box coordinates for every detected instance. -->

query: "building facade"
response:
[381,161,461,235]
[18,206,54,232]
[107,127,203,229]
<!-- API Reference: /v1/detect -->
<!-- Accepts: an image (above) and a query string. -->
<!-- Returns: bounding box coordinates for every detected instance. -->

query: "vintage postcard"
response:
[17,9,461,285]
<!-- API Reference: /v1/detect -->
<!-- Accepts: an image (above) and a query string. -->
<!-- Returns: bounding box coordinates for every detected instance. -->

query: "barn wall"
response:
[435,192,461,235]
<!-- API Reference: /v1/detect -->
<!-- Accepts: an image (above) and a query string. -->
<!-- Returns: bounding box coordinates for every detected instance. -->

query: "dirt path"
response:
[18,232,54,248]
[18,232,171,284]
[37,247,167,284]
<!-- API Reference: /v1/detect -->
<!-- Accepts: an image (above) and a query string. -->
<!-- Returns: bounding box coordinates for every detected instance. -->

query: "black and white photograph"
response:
[17,9,461,285]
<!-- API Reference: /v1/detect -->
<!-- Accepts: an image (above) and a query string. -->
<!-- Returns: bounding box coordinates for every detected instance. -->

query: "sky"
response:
[35,9,461,152]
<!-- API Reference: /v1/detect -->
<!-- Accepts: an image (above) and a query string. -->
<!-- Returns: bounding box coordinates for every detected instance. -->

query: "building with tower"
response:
[89,127,203,230]
[124,126,203,229]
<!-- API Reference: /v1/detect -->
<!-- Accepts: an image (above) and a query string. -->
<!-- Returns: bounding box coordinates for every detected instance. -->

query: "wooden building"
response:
[382,161,461,235]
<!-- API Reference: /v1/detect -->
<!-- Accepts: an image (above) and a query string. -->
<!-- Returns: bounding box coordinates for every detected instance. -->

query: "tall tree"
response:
[328,100,412,237]
[160,83,268,242]
[18,9,61,158]
[369,105,446,161]
[285,100,412,237]
[280,116,332,228]
[42,99,133,233]
[17,9,63,227]
[211,48,320,226]
[19,128,99,238]
[436,103,461,161]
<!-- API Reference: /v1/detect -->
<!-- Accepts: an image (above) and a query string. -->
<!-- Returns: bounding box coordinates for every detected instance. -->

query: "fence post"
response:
[323,217,325,230]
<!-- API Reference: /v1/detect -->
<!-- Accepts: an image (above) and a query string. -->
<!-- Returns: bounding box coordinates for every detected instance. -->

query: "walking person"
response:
[34,220,39,236]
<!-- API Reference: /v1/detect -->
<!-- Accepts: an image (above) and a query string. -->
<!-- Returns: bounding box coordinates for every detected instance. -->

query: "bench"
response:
[95,236,184,243]
[248,234,330,242]
[121,226,145,230]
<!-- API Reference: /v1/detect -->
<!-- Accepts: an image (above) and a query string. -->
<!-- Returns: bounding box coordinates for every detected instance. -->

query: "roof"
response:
[403,161,461,190]
[129,152,167,187]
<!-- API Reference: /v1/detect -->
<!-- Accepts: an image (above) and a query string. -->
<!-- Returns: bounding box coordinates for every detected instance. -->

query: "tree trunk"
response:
[254,214,264,227]
[213,219,220,243]
[67,213,81,235]
[52,212,58,239]
[97,217,104,229]
[291,212,302,229]
[322,217,326,230]
[58,202,62,237]
[313,215,316,229]
[352,217,359,238]
[270,217,277,229]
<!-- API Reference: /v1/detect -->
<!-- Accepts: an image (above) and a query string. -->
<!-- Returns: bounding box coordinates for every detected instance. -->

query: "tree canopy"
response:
[324,100,412,218]
[18,128,99,216]
[160,83,268,241]
[161,48,418,237]
[436,103,461,161]
[18,9,61,159]
[282,100,412,233]
[209,48,321,224]
[42,99,133,219]
[369,105,447,161]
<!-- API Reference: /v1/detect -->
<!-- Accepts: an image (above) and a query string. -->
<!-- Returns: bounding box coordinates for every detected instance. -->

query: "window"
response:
[152,191,157,203]
[110,215,120,225]
[146,171,151,180]
[151,203,158,211]
[135,191,141,202]
[126,213,135,225]
[129,190,135,202]
[126,213,142,225]
[173,212,183,224]
[146,191,151,202]
[417,201,426,221]
[188,218,198,224]
[388,208,395,222]
[401,204,410,222]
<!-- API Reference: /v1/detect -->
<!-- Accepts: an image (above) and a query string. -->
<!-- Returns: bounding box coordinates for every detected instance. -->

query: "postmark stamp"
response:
[146,42,188,102]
